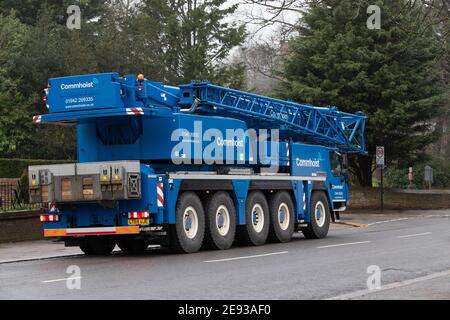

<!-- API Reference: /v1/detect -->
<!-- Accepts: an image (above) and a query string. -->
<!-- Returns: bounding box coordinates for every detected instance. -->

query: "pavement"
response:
[0,209,449,300]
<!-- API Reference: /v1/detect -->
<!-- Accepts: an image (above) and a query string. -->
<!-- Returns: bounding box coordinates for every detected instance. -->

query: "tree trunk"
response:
[350,155,373,187]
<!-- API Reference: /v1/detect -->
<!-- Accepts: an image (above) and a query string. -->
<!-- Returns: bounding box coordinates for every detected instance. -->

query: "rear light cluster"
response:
[128,211,149,219]
[40,214,59,222]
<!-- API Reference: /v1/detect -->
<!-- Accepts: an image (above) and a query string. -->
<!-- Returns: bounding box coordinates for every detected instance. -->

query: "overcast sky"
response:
[226,0,300,41]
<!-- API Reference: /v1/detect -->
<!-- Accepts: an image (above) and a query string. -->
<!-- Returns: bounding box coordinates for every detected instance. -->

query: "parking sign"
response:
[376,146,384,167]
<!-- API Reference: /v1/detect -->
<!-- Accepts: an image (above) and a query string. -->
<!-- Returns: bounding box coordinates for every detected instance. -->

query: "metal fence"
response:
[0,181,43,212]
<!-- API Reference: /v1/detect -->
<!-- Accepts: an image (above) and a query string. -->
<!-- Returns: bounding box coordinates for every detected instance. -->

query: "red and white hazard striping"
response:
[40,214,59,222]
[303,193,306,210]
[157,183,164,207]
[128,211,149,219]
[32,115,42,123]
[126,107,144,115]
[286,142,290,166]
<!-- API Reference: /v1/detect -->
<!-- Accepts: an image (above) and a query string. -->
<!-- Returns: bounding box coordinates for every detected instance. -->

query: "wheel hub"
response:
[216,205,230,236]
[277,203,290,231]
[183,206,198,239]
[314,201,326,227]
[251,204,264,233]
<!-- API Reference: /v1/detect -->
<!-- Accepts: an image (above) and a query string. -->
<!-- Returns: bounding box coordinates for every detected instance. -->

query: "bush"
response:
[384,159,450,189]
[0,158,73,178]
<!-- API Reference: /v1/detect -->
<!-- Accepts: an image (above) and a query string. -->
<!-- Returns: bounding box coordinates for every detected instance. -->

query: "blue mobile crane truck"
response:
[29,72,366,254]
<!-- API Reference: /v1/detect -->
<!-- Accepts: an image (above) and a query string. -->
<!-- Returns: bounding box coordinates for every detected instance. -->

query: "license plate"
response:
[128,219,150,225]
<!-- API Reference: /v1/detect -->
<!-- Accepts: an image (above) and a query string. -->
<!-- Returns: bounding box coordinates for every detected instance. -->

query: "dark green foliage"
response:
[0,1,246,163]
[138,0,246,86]
[0,0,106,26]
[0,158,73,178]
[384,159,450,189]
[277,0,447,186]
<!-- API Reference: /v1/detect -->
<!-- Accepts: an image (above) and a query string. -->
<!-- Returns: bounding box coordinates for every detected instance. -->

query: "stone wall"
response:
[0,210,43,243]
[349,187,450,210]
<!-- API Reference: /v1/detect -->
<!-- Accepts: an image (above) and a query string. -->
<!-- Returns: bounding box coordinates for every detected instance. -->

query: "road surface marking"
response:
[204,251,288,263]
[396,232,432,239]
[328,269,450,300]
[317,241,370,249]
[334,221,368,228]
[0,254,84,265]
[367,218,410,226]
[41,277,81,283]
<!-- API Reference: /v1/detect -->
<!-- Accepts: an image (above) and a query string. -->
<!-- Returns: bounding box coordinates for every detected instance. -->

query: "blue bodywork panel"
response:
[48,73,124,113]
[35,73,365,235]
[76,113,258,164]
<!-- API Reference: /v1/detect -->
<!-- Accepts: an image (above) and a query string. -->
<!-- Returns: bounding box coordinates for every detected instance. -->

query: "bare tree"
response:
[241,0,310,38]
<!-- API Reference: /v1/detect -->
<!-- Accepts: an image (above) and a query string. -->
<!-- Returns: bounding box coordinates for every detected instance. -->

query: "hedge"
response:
[0,158,74,178]
[383,158,450,189]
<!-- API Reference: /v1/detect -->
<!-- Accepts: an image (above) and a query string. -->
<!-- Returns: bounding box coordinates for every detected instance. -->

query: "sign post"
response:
[376,146,385,211]
[424,165,433,190]
[408,167,413,189]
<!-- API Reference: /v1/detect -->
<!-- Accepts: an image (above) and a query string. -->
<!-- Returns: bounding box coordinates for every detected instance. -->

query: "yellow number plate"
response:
[128,219,150,225]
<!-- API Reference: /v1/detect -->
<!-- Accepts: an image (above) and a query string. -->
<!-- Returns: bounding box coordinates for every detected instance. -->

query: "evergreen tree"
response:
[139,0,246,87]
[0,0,246,160]
[277,0,447,186]
[0,13,35,154]
[0,0,106,26]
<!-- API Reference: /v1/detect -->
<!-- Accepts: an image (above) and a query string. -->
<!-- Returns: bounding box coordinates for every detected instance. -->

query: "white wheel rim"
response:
[251,204,264,233]
[315,201,326,227]
[216,205,230,236]
[277,203,290,231]
[183,206,198,239]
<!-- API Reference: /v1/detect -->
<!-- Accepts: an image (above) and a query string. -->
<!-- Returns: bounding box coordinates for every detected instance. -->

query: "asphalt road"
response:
[1,213,449,299]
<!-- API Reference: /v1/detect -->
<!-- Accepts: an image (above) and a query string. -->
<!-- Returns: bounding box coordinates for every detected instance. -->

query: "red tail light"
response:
[128,211,149,219]
[40,214,59,222]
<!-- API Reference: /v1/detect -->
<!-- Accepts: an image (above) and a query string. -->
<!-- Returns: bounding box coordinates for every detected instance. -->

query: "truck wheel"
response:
[204,191,236,250]
[79,237,116,255]
[301,191,330,239]
[268,191,295,243]
[237,191,269,246]
[117,237,148,252]
[170,192,205,253]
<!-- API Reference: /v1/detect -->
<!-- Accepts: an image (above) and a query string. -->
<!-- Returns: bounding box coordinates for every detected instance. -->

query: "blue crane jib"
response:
[36,72,366,155]
[178,82,366,153]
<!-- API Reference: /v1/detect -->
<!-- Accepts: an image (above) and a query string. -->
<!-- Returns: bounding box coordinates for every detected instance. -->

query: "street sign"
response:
[424,165,433,189]
[376,146,384,167]
[375,146,385,211]
[424,165,433,183]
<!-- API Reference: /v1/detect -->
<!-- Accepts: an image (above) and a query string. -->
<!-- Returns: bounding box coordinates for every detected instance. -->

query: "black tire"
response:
[237,191,269,246]
[170,191,205,253]
[79,237,116,255]
[268,191,295,243]
[301,191,330,239]
[204,191,236,250]
[117,237,148,252]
